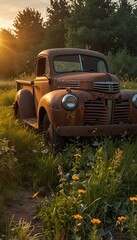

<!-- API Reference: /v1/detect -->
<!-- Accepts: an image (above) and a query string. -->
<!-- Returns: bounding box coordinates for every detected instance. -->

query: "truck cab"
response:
[14,48,137,150]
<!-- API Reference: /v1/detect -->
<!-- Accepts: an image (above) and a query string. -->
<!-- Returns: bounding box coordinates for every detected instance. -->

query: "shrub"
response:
[108,49,137,79]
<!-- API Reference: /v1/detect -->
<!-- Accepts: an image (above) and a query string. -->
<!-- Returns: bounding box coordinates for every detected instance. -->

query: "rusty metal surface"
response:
[56,124,137,137]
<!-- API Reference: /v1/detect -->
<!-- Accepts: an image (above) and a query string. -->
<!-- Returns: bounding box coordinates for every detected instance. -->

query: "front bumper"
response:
[56,124,137,137]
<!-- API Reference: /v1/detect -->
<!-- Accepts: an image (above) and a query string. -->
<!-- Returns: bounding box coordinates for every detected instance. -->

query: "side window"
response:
[37,57,49,77]
[97,60,107,73]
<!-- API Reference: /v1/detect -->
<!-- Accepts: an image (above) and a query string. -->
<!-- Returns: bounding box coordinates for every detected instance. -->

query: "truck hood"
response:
[56,72,120,93]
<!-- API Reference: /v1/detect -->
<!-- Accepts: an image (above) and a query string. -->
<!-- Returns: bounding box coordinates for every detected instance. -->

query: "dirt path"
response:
[6,188,44,237]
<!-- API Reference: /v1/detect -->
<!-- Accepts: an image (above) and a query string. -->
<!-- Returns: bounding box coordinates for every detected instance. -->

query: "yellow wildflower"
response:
[74,153,81,157]
[72,175,79,181]
[77,189,86,194]
[74,214,83,220]
[90,218,101,224]
[130,197,137,202]
[32,191,39,199]
[117,216,127,222]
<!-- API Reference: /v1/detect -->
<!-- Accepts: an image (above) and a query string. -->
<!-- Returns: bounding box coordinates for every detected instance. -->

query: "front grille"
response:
[93,82,120,93]
[84,99,108,125]
[112,99,130,124]
[84,98,130,125]
[57,82,80,89]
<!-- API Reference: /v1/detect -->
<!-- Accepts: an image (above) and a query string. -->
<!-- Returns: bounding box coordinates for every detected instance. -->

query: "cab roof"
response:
[38,48,108,62]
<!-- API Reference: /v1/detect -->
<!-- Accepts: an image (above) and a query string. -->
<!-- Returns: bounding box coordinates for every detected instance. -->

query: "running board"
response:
[22,118,38,129]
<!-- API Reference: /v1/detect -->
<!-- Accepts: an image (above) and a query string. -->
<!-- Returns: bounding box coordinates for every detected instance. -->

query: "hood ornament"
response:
[66,87,71,93]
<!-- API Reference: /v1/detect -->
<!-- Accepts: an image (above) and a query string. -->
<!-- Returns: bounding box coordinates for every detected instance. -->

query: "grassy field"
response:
[0,77,137,239]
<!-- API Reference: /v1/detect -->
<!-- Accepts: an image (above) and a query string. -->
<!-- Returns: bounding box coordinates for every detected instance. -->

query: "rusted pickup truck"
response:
[14,48,137,150]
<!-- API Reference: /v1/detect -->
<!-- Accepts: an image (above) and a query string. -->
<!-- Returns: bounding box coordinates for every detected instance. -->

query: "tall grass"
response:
[120,76,137,89]
[0,89,16,107]
[0,79,16,92]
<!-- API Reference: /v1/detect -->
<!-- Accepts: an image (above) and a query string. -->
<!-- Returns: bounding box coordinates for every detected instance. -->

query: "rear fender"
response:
[14,89,35,119]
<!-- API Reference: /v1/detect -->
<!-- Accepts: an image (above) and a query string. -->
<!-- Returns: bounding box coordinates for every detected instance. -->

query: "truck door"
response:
[34,56,51,113]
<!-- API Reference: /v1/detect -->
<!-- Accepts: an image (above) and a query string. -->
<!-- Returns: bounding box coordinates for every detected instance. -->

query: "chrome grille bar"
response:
[84,99,130,125]
[84,99,108,125]
[93,82,120,93]
[112,100,130,124]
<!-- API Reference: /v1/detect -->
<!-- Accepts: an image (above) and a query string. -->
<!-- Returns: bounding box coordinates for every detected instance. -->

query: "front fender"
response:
[38,89,86,128]
[120,89,137,123]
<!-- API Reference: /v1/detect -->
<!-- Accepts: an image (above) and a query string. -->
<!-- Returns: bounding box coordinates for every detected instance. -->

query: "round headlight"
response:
[132,94,137,108]
[62,94,78,110]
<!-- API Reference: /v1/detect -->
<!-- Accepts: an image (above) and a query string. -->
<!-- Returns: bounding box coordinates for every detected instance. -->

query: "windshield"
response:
[53,54,108,73]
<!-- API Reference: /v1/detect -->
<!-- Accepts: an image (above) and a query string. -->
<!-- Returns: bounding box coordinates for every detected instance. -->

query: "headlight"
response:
[132,94,137,108]
[62,94,78,110]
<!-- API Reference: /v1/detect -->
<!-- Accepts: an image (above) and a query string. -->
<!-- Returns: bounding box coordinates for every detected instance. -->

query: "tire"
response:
[42,114,65,152]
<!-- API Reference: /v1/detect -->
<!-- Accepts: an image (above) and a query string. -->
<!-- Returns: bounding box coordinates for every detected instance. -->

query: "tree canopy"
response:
[45,0,70,48]
[13,7,45,51]
[1,0,137,78]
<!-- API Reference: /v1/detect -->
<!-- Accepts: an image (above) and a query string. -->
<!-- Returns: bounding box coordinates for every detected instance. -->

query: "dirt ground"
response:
[6,188,44,237]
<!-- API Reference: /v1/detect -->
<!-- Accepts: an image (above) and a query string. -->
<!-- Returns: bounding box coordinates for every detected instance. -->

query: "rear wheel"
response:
[14,103,21,119]
[42,114,65,152]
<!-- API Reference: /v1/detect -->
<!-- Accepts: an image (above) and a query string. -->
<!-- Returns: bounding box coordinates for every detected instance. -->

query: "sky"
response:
[0,0,136,30]
[0,0,50,29]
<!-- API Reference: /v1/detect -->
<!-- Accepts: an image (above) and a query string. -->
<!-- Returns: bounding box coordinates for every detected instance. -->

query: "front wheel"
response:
[42,114,65,152]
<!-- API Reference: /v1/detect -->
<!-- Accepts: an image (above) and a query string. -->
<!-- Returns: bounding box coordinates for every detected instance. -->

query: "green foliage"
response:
[108,49,137,78]
[65,0,116,52]
[0,79,16,92]
[0,84,60,188]
[45,0,70,48]
[0,136,17,170]
[5,217,40,240]
[32,152,61,191]
[0,89,16,107]
[0,135,18,232]
[36,137,137,239]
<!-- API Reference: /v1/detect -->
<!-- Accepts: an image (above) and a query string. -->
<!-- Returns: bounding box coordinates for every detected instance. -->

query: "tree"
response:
[65,0,116,53]
[13,7,45,51]
[45,0,70,48]
[0,28,17,77]
[107,0,137,53]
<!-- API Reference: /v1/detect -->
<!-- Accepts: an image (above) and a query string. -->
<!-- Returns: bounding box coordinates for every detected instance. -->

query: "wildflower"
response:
[117,216,127,222]
[74,214,83,220]
[74,153,81,157]
[90,218,101,224]
[72,175,79,181]
[32,191,39,199]
[77,189,86,194]
[130,197,137,202]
